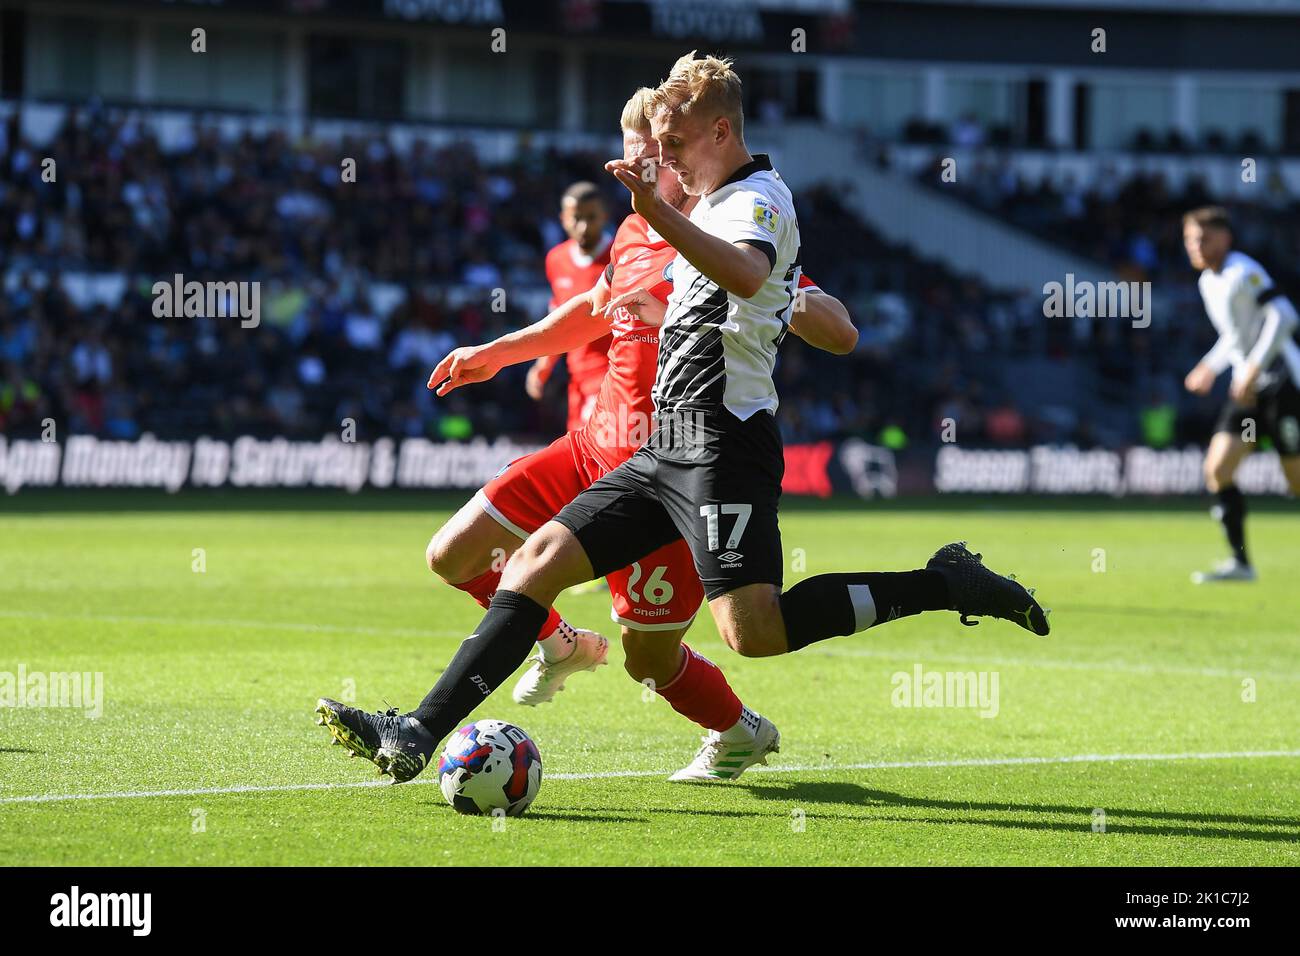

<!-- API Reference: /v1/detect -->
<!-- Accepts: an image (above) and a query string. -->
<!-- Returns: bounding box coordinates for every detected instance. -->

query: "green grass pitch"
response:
[1,493,1297,866]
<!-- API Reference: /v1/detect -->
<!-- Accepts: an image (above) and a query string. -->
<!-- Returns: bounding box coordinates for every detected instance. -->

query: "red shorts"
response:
[476,433,703,632]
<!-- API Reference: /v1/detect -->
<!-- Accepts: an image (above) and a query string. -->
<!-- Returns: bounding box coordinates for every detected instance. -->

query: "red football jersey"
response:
[572,215,671,473]
[546,236,613,430]
[573,215,823,474]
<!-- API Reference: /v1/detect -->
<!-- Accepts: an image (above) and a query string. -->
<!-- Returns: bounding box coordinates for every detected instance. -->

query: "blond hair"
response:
[645,50,744,140]
[620,87,655,134]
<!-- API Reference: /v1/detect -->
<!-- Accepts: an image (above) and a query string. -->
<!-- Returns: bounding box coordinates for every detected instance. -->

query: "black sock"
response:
[1216,486,1249,566]
[408,589,549,743]
[780,570,950,652]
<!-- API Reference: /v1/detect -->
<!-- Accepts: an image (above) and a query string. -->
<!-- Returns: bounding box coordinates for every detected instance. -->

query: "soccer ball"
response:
[437,719,542,816]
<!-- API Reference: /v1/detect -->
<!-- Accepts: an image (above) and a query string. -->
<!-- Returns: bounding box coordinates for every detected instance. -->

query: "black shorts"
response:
[553,408,785,600]
[1215,377,1300,457]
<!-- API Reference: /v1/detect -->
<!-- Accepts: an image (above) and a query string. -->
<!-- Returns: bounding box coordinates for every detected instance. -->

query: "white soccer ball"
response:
[437,719,543,816]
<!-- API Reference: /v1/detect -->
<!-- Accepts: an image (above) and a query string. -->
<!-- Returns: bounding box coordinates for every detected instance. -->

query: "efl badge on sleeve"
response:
[753,199,780,234]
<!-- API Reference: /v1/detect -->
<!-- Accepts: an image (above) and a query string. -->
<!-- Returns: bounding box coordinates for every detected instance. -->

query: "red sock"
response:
[656,644,743,732]
[451,568,562,635]
[451,568,500,609]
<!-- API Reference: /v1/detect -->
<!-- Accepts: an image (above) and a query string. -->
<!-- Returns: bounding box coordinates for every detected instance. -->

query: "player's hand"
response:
[589,278,612,318]
[1184,363,1216,395]
[605,158,662,221]
[427,345,502,396]
[604,287,667,327]
[1230,363,1260,405]
[525,362,547,401]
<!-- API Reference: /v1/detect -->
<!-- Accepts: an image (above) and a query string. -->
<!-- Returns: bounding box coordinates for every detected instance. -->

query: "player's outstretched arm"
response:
[428,282,611,396]
[606,159,770,298]
[789,290,858,355]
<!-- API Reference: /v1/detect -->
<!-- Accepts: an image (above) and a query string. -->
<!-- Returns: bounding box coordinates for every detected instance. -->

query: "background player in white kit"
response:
[1182,206,1300,582]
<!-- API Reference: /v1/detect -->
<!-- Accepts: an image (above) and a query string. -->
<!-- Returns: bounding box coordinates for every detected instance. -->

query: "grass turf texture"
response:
[1,493,1297,865]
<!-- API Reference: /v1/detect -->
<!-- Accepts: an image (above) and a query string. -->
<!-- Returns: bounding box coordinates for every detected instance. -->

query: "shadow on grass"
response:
[870,813,1299,843]
[518,810,649,823]
[413,799,647,823]
[740,781,1300,842]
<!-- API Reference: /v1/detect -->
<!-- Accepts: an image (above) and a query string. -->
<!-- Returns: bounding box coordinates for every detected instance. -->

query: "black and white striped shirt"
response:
[653,154,801,421]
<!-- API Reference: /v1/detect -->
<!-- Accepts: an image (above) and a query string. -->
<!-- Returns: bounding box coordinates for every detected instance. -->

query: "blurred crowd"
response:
[1,106,1281,451]
[899,111,1279,158]
[0,108,608,442]
[922,153,1300,290]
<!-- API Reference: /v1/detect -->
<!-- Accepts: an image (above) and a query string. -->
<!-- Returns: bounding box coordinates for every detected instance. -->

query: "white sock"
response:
[719,705,762,742]
[536,618,577,663]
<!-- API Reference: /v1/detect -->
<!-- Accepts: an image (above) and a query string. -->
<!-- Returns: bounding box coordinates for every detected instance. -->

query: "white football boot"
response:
[511,626,609,705]
[1191,558,1257,583]
[669,715,781,783]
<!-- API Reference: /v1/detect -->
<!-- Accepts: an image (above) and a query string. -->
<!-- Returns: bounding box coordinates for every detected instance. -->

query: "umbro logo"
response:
[718,550,743,563]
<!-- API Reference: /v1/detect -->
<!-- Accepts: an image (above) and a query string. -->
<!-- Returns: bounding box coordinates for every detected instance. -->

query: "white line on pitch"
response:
[2,609,1295,682]
[2,749,1297,806]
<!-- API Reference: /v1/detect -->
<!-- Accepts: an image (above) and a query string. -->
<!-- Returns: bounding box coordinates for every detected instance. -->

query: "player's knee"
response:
[499,537,547,587]
[620,628,683,686]
[1204,455,1229,491]
[499,523,584,596]
[716,619,783,658]
[711,587,787,658]
[425,531,466,581]
[1206,464,1233,492]
[620,631,650,681]
[722,629,770,658]
[425,532,453,577]
[622,646,657,684]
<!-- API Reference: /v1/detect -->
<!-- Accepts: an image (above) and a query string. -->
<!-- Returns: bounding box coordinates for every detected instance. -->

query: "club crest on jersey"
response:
[753,199,780,234]
[663,261,673,283]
